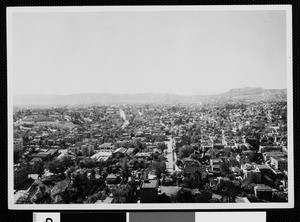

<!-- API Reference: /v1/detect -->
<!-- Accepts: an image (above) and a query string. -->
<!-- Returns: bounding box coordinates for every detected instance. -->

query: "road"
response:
[165,136,180,173]
[119,109,130,129]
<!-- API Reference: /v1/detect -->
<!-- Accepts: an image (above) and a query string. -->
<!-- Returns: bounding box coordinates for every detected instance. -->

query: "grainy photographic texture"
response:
[7,6,293,210]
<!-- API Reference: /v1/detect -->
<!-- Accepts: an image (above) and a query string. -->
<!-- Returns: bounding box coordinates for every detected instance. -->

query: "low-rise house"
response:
[113,147,127,156]
[125,148,135,155]
[134,152,151,159]
[242,150,254,161]
[270,157,287,171]
[254,184,273,200]
[31,148,58,161]
[182,159,205,182]
[210,158,222,172]
[241,164,261,183]
[263,151,285,161]
[213,143,224,150]
[259,146,282,153]
[91,151,112,162]
[106,174,120,185]
[201,145,213,153]
[98,143,115,153]
[29,157,43,174]
[74,168,88,180]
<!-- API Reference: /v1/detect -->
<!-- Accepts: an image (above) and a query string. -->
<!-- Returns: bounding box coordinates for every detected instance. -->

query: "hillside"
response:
[13,88,287,106]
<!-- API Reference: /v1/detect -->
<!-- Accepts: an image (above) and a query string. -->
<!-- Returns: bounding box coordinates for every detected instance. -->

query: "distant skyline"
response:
[9,7,287,96]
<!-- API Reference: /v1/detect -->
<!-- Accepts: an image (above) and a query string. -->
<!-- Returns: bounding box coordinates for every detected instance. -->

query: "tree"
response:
[61,156,74,168]
[22,135,30,145]
[46,159,65,174]
[190,153,201,161]
[176,160,183,167]
[222,183,238,202]
[170,171,181,181]
[209,148,220,158]
[174,117,183,125]
[151,161,166,179]
[32,185,51,204]
[195,190,212,203]
[220,162,231,176]
[73,173,83,188]
[36,162,45,177]
[199,155,210,164]
[86,193,98,203]
[15,193,31,204]
[178,145,194,159]
[134,139,144,150]
[129,158,138,170]
[132,147,140,155]
[46,156,74,174]
[228,157,239,167]
[66,166,76,179]
[90,168,96,180]
[82,158,96,168]
[174,188,194,203]
[158,143,167,152]
[152,153,159,160]
[121,158,130,181]
[274,179,283,189]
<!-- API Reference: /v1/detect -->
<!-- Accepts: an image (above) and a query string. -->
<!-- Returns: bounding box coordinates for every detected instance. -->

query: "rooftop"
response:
[113,147,127,154]
[99,143,114,148]
[235,197,250,203]
[141,179,158,189]
[254,184,273,191]
[159,186,181,196]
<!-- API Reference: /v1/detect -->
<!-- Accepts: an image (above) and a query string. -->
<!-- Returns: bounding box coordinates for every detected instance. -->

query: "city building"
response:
[270,157,288,171]
[140,179,159,203]
[98,143,115,152]
[254,184,273,200]
[14,165,29,187]
[82,145,94,156]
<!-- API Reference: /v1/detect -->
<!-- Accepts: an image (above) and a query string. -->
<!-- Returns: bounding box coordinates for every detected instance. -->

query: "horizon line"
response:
[13,87,287,97]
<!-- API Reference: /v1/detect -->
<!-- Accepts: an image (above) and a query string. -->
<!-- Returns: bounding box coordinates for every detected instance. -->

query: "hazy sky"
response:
[10,8,287,95]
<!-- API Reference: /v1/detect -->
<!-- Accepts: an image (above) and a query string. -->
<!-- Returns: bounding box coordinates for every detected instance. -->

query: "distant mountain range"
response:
[13,87,287,106]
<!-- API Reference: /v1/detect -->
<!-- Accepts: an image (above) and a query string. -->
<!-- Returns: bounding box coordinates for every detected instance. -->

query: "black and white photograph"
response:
[7,5,293,210]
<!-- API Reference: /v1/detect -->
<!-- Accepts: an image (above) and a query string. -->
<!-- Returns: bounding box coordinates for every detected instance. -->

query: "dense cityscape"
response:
[13,91,288,204]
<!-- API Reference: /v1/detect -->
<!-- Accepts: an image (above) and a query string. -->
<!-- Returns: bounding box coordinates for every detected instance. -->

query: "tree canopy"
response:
[151,161,166,179]
[46,156,74,174]
[178,145,194,159]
